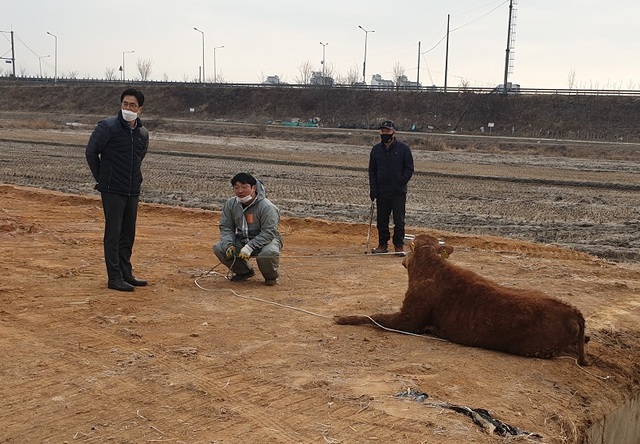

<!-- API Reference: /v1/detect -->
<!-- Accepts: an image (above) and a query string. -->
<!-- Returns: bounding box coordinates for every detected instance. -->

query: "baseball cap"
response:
[379,120,396,130]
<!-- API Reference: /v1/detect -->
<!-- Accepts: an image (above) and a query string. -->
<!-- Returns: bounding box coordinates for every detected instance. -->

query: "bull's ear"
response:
[438,244,454,259]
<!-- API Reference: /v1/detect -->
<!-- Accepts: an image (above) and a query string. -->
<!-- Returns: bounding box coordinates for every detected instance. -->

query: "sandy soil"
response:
[1,126,640,443]
[2,190,640,443]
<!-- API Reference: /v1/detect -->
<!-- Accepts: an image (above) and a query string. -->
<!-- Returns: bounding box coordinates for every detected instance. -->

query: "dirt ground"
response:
[1,124,640,443]
[1,186,640,444]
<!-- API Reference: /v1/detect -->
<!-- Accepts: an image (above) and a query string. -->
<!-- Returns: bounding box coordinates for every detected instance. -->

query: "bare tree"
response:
[392,62,405,84]
[567,69,576,90]
[162,73,169,82]
[335,64,361,85]
[67,71,78,79]
[105,67,117,81]
[345,63,361,85]
[323,63,335,81]
[295,60,313,85]
[136,58,154,81]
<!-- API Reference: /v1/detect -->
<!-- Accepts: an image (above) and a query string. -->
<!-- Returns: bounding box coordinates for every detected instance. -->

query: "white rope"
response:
[363,316,449,341]
[194,269,331,319]
[194,266,441,337]
[194,261,604,378]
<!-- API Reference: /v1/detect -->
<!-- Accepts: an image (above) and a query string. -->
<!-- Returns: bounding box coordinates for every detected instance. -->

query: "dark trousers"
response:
[101,192,139,282]
[376,193,407,248]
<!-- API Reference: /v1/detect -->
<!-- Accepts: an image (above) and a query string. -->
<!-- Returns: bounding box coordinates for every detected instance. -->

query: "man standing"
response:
[213,173,283,286]
[368,120,414,254]
[86,88,149,291]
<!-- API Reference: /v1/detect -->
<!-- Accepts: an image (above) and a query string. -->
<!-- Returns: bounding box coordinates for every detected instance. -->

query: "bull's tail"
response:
[333,315,375,325]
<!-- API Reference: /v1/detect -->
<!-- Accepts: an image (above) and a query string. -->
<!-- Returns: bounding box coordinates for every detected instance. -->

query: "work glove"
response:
[238,244,253,260]
[225,246,236,260]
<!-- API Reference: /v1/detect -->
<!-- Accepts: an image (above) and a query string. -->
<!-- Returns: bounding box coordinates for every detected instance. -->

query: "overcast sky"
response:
[2,0,638,89]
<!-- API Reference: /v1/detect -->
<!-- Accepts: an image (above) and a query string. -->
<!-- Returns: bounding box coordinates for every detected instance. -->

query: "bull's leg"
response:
[334,280,435,334]
[333,315,374,325]
[334,311,427,334]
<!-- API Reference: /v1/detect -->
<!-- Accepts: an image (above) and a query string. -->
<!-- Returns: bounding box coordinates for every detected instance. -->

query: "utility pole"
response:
[0,31,16,77]
[319,41,328,83]
[358,25,374,84]
[416,41,421,90]
[444,14,450,92]
[503,0,518,94]
[194,27,205,83]
[46,31,58,81]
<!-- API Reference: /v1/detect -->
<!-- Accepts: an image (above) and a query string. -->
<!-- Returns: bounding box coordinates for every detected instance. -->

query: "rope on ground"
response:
[364,316,449,342]
[194,263,608,378]
[193,263,447,338]
[194,265,331,319]
[555,356,611,380]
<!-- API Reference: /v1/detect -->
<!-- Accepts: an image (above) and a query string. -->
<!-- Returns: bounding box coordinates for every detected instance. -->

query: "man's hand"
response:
[238,244,253,260]
[225,246,236,260]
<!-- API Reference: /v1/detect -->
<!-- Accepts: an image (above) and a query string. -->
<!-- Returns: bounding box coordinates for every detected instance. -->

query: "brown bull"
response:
[335,234,588,365]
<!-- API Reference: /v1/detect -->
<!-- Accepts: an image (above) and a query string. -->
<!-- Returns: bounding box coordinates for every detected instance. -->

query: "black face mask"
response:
[380,134,394,144]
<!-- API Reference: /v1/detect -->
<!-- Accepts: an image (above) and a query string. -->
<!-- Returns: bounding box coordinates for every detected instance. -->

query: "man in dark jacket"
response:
[86,88,149,291]
[368,120,414,255]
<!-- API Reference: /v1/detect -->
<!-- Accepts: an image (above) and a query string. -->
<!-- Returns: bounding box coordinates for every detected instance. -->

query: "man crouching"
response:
[213,173,283,286]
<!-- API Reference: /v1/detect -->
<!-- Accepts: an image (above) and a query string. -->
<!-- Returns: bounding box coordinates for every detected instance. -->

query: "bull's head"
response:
[402,234,454,270]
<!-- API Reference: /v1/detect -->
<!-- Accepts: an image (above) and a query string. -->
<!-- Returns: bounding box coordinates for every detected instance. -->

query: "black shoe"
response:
[230,269,256,282]
[124,276,147,286]
[371,244,389,254]
[108,280,135,292]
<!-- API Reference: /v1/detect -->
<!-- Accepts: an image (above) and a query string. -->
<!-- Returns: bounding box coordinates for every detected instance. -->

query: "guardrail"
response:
[1,76,640,96]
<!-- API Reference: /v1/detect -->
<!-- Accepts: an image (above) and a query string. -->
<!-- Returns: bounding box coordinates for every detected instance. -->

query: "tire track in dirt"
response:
[1,308,387,442]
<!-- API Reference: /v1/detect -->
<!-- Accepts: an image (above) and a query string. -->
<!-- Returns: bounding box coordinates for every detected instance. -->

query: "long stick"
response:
[365,200,375,254]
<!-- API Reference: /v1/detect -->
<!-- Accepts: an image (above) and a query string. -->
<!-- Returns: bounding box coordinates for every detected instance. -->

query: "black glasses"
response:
[121,101,140,110]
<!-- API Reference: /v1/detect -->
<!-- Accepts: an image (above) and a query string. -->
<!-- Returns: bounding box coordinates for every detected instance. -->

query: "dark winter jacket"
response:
[86,112,149,196]
[368,139,414,199]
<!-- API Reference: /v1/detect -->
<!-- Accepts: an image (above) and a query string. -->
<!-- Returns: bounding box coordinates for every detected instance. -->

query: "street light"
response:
[122,50,134,81]
[38,54,50,77]
[46,31,57,81]
[358,25,374,84]
[194,27,205,82]
[213,45,224,83]
[319,42,328,82]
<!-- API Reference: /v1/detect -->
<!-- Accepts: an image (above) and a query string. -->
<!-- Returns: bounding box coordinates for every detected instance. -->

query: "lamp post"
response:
[46,31,57,81]
[38,54,50,77]
[319,41,328,83]
[213,45,224,83]
[358,25,374,84]
[194,27,205,82]
[122,50,134,81]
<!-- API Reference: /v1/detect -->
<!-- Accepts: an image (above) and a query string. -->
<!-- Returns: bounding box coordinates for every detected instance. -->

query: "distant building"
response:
[310,71,334,86]
[263,75,282,85]
[396,75,420,89]
[492,82,521,94]
[370,74,394,89]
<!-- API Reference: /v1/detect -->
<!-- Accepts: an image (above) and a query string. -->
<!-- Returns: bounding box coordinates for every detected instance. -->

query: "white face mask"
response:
[121,109,138,122]
[237,194,254,204]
